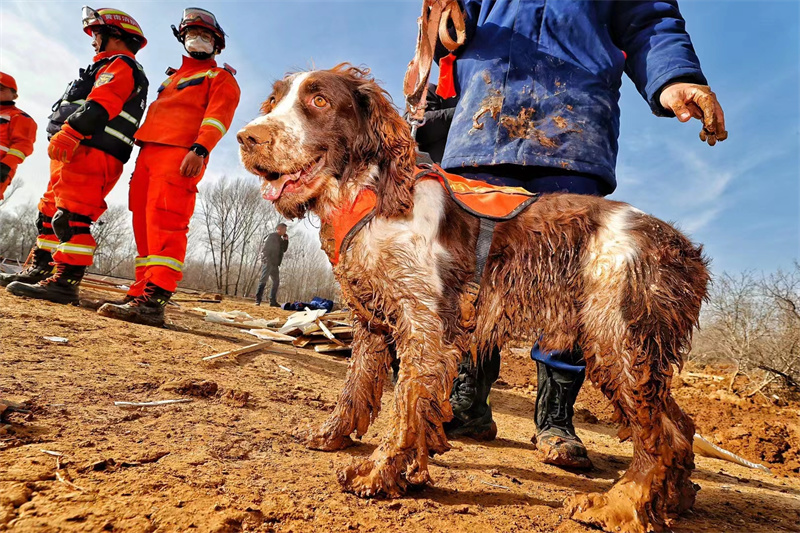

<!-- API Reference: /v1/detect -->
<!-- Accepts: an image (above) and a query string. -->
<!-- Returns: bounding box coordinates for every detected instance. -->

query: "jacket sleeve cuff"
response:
[646,68,708,117]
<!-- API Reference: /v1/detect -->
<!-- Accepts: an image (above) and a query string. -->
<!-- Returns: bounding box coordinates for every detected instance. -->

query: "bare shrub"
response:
[693,264,800,398]
[0,203,39,262]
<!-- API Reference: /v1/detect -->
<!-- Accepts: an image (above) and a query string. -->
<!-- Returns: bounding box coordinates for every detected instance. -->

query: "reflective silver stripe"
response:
[104,126,134,146]
[146,255,183,272]
[0,144,8,152]
[135,256,147,267]
[61,99,86,106]
[118,110,139,125]
[56,242,95,256]
[0,115,10,121]
[201,118,227,136]
[36,238,60,251]
[7,148,26,160]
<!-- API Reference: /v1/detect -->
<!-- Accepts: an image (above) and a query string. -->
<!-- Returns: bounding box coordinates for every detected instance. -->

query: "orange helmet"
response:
[82,6,147,49]
[172,8,226,52]
[0,72,17,93]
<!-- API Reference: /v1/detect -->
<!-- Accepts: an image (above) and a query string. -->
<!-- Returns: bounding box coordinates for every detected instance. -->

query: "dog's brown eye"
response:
[269,96,276,105]
[312,95,328,108]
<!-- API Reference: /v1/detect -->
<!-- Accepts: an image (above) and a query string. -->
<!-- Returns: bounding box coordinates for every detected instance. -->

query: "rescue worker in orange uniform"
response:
[98,8,240,326]
[0,72,37,203]
[4,7,148,303]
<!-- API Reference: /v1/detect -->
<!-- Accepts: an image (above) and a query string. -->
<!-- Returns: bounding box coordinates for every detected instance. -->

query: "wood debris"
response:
[192,307,355,356]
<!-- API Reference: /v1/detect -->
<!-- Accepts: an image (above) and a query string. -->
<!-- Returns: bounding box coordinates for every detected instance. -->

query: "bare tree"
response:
[92,205,137,276]
[693,265,800,398]
[190,176,281,296]
[0,179,23,210]
[0,203,39,262]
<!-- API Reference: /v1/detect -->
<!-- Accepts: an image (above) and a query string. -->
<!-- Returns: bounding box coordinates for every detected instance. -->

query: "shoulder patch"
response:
[95,72,115,87]
[223,63,237,76]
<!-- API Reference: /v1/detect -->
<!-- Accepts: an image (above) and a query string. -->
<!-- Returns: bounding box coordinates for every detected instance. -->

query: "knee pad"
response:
[52,209,93,242]
[36,212,53,235]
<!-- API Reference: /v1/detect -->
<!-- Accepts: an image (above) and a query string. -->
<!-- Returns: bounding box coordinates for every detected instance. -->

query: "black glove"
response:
[0,163,11,183]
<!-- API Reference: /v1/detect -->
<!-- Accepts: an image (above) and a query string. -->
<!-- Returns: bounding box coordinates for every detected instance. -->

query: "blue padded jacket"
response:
[441,0,707,192]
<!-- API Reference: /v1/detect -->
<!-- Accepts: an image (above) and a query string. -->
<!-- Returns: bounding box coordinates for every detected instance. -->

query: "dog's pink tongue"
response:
[261,171,300,201]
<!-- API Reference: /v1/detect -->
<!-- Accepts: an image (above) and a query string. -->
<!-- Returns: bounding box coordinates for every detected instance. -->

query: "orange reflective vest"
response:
[135,55,240,152]
[319,164,539,265]
[0,102,37,173]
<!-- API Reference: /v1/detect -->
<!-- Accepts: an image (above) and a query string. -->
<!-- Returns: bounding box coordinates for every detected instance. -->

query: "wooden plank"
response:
[316,319,345,347]
[247,329,297,342]
[314,343,351,353]
[292,336,313,348]
[202,341,272,361]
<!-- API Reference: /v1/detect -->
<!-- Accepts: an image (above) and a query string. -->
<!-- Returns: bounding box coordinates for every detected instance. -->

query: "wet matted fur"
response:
[238,65,710,533]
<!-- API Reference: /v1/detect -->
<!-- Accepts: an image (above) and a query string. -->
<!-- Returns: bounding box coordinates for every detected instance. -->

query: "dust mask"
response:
[184,35,214,54]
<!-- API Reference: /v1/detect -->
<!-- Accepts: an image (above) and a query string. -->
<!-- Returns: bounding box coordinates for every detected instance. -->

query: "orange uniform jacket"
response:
[135,55,240,152]
[0,102,37,199]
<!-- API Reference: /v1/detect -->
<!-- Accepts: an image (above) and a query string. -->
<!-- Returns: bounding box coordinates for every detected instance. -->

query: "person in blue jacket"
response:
[442,0,727,469]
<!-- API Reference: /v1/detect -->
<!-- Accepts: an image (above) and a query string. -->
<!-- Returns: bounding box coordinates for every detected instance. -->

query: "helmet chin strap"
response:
[186,49,215,60]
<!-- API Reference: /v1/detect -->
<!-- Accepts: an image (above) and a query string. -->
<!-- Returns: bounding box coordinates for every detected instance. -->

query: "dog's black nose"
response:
[237,129,260,150]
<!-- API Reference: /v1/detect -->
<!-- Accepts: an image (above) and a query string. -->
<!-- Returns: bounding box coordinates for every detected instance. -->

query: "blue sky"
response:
[1,0,798,275]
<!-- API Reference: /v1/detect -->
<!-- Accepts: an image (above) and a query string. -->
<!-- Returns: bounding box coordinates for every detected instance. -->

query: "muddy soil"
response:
[1,289,799,533]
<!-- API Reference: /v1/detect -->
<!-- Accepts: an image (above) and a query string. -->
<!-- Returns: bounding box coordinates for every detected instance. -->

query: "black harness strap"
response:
[474,218,496,285]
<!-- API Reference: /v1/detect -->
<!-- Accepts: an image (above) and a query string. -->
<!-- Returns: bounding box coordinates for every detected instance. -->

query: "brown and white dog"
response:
[238,65,710,533]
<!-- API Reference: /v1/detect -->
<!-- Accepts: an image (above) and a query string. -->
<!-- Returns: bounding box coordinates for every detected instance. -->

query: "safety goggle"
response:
[181,8,218,29]
[81,6,105,29]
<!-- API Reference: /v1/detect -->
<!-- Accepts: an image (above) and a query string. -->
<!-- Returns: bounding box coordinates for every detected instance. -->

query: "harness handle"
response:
[403,0,466,127]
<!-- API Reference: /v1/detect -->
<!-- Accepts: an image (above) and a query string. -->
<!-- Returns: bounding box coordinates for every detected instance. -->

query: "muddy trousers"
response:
[447,170,601,426]
[255,262,280,304]
[128,143,206,296]
[36,146,124,266]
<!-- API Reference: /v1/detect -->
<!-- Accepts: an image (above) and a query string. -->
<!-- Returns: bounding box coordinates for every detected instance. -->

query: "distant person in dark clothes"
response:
[414,83,457,164]
[255,223,288,306]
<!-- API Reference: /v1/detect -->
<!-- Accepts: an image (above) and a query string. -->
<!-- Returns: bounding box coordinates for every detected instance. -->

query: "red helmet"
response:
[82,6,147,49]
[173,7,226,51]
[0,72,18,93]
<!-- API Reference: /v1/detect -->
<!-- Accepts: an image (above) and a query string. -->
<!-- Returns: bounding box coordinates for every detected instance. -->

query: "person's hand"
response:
[48,124,85,162]
[282,234,288,241]
[659,82,728,146]
[180,150,205,177]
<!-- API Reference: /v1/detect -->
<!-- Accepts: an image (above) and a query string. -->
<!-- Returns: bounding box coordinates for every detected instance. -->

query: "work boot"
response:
[444,350,499,441]
[6,264,86,305]
[0,247,54,287]
[269,300,280,308]
[97,282,173,327]
[80,294,134,311]
[532,360,593,470]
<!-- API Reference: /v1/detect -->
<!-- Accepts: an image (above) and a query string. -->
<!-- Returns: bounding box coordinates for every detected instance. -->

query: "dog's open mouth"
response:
[258,155,326,201]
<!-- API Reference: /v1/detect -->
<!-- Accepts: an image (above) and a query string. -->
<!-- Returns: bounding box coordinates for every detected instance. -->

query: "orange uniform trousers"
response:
[37,145,124,266]
[128,143,205,295]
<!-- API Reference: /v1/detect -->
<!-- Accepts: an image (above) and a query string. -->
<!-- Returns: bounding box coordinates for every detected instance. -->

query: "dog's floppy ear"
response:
[353,76,417,218]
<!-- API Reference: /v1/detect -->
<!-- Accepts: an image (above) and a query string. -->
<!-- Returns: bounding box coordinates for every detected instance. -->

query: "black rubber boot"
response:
[97,282,173,327]
[0,247,54,287]
[444,348,500,441]
[532,360,593,470]
[6,264,86,305]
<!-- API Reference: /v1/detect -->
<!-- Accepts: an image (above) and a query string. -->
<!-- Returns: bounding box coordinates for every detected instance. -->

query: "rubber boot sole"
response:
[445,420,498,441]
[5,280,79,305]
[97,303,165,328]
[532,433,593,470]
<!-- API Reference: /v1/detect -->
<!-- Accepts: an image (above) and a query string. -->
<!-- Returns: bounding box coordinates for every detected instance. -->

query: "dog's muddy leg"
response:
[339,307,460,498]
[566,347,696,533]
[295,321,393,451]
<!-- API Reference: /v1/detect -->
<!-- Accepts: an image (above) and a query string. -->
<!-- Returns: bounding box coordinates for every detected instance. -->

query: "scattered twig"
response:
[202,341,272,361]
[479,480,511,490]
[40,449,64,457]
[114,399,192,408]
[55,455,85,492]
[278,365,293,374]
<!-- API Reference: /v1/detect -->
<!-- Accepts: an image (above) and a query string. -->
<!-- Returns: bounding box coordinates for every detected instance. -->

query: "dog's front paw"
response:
[338,451,432,498]
[565,482,653,533]
[293,425,355,451]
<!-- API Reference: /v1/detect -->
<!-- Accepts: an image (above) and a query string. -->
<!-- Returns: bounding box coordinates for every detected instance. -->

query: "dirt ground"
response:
[1,288,799,533]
